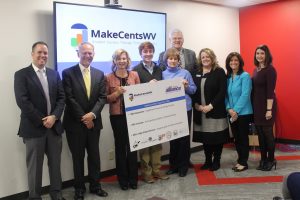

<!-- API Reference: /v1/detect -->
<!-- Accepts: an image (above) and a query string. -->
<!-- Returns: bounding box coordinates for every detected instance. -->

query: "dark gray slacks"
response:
[24,129,62,200]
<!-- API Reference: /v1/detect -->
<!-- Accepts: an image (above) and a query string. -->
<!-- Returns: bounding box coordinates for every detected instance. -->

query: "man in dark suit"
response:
[14,41,65,200]
[62,42,107,200]
[158,29,198,73]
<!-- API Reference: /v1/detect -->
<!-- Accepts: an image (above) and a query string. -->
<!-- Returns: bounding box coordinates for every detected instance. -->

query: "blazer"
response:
[14,65,65,138]
[225,72,253,115]
[132,61,162,83]
[158,48,198,72]
[192,67,227,124]
[106,71,140,115]
[62,64,106,132]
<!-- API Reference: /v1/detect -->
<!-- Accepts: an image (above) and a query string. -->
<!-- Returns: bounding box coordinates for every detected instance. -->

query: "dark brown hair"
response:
[254,44,273,67]
[225,52,244,77]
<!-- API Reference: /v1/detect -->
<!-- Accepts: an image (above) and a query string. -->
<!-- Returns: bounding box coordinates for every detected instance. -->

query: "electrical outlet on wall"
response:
[108,149,115,160]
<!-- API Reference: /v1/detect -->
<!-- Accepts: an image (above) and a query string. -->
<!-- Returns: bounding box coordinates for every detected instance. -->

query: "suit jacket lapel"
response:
[46,68,55,105]
[183,48,189,66]
[90,67,96,97]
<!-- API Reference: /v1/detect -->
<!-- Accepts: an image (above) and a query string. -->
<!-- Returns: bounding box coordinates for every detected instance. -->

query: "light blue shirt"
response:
[163,66,196,111]
[226,71,253,115]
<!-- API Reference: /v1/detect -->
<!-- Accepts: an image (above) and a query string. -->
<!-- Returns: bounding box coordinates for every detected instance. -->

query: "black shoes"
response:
[120,185,128,190]
[200,162,212,170]
[90,187,108,197]
[262,160,277,171]
[120,183,137,190]
[178,168,188,177]
[209,162,220,171]
[129,184,138,190]
[167,168,188,177]
[74,189,85,200]
[256,160,266,170]
[51,197,66,200]
[273,196,284,200]
[257,160,277,171]
[166,168,178,175]
[188,161,194,168]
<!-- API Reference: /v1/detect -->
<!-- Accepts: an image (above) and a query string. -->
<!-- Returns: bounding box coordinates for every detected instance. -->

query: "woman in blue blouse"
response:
[225,52,253,172]
[163,47,197,177]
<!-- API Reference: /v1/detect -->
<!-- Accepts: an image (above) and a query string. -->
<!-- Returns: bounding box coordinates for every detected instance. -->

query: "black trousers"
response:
[230,114,252,166]
[256,125,275,161]
[110,115,138,187]
[169,110,192,170]
[66,126,101,191]
[203,143,223,164]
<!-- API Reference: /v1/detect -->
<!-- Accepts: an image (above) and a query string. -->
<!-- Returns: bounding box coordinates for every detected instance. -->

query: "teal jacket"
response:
[226,71,253,115]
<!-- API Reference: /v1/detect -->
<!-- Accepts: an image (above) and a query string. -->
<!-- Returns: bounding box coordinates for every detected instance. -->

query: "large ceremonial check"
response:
[124,78,189,151]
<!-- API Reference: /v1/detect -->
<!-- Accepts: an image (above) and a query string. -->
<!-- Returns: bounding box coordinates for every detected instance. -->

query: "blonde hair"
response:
[197,48,219,72]
[111,49,131,72]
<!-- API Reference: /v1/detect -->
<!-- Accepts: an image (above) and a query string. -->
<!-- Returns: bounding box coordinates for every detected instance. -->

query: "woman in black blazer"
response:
[192,48,229,171]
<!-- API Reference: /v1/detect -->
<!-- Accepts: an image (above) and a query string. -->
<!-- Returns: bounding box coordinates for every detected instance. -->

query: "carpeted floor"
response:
[41,145,300,200]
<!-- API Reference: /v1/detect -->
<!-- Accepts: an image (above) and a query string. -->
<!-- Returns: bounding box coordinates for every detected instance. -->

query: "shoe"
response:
[51,197,66,200]
[120,185,128,190]
[189,161,194,168]
[74,189,85,200]
[129,184,138,190]
[209,162,220,171]
[178,168,188,177]
[232,163,241,170]
[256,160,266,170]
[234,165,248,172]
[262,160,277,171]
[143,175,155,183]
[200,162,212,170]
[273,196,284,200]
[50,194,66,200]
[166,168,178,175]
[152,172,169,180]
[90,187,108,197]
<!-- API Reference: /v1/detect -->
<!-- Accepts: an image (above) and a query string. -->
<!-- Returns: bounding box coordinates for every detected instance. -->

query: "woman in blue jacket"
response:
[225,52,253,172]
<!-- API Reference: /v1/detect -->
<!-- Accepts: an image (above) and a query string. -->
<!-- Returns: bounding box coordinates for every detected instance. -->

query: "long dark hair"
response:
[254,44,273,67]
[225,52,244,77]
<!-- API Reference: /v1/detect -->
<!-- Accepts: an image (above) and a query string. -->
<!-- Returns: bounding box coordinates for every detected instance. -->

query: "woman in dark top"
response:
[252,45,277,171]
[192,48,229,171]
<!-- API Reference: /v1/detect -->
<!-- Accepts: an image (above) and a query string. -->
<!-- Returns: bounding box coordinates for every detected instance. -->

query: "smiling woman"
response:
[252,44,277,172]
[106,49,140,190]
[225,52,253,172]
[192,48,229,172]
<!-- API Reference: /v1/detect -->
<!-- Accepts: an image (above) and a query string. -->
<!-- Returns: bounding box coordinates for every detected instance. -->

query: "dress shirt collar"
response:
[143,61,154,69]
[79,63,91,73]
[142,61,154,74]
[32,63,46,73]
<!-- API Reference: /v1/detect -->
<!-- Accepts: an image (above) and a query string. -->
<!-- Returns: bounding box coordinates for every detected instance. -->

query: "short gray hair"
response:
[169,29,183,39]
